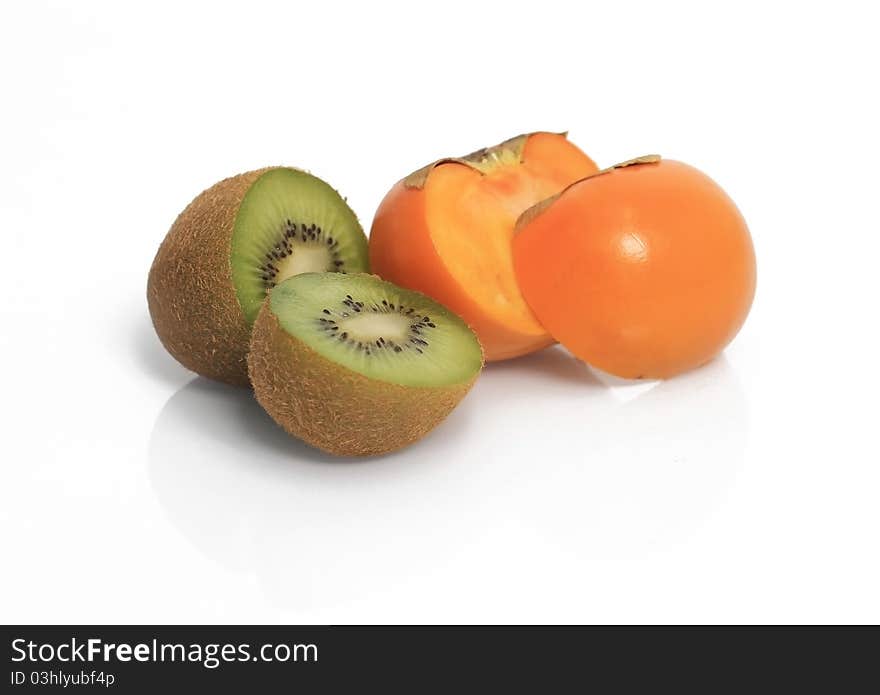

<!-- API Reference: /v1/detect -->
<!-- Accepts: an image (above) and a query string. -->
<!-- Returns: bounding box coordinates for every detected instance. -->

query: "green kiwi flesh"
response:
[271,273,481,386]
[231,168,369,323]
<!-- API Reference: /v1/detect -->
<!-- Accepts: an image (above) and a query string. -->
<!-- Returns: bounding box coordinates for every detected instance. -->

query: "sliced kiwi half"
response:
[148,167,369,385]
[248,273,484,456]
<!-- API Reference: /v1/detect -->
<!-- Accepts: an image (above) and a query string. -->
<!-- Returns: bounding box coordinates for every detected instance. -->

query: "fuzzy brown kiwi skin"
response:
[147,168,273,386]
[248,301,482,456]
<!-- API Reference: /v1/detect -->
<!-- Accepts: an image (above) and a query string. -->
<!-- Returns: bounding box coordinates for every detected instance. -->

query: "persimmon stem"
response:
[595,154,661,176]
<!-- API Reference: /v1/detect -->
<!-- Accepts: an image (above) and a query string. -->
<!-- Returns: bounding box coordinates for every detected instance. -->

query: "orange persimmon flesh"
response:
[513,158,756,379]
[370,132,598,361]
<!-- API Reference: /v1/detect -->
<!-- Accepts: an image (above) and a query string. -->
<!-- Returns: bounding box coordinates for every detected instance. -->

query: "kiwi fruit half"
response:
[248,273,483,456]
[148,167,369,385]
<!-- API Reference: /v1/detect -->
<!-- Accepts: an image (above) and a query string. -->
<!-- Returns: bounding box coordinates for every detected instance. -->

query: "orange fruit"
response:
[513,156,756,378]
[369,132,598,361]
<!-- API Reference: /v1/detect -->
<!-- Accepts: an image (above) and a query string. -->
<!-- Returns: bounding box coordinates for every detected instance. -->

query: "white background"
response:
[1,0,878,624]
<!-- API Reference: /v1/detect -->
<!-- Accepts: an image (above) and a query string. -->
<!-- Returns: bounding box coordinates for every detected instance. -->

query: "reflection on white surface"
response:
[148,347,747,611]
[535,359,748,553]
[149,375,482,610]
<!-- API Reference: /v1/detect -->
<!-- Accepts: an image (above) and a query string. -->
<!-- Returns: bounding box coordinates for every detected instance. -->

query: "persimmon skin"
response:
[513,159,756,379]
[370,133,598,361]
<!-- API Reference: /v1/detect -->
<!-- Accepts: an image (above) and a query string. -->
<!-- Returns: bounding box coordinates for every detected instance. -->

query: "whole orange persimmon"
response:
[513,156,756,379]
[369,132,598,361]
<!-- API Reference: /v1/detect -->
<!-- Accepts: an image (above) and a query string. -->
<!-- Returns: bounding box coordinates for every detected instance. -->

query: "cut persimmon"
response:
[369,132,598,361]
[513,156,756,379]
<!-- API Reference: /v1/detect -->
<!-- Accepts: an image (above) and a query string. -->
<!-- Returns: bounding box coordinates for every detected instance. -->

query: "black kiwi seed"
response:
[258,220,346,290]
[315,295,440,357]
